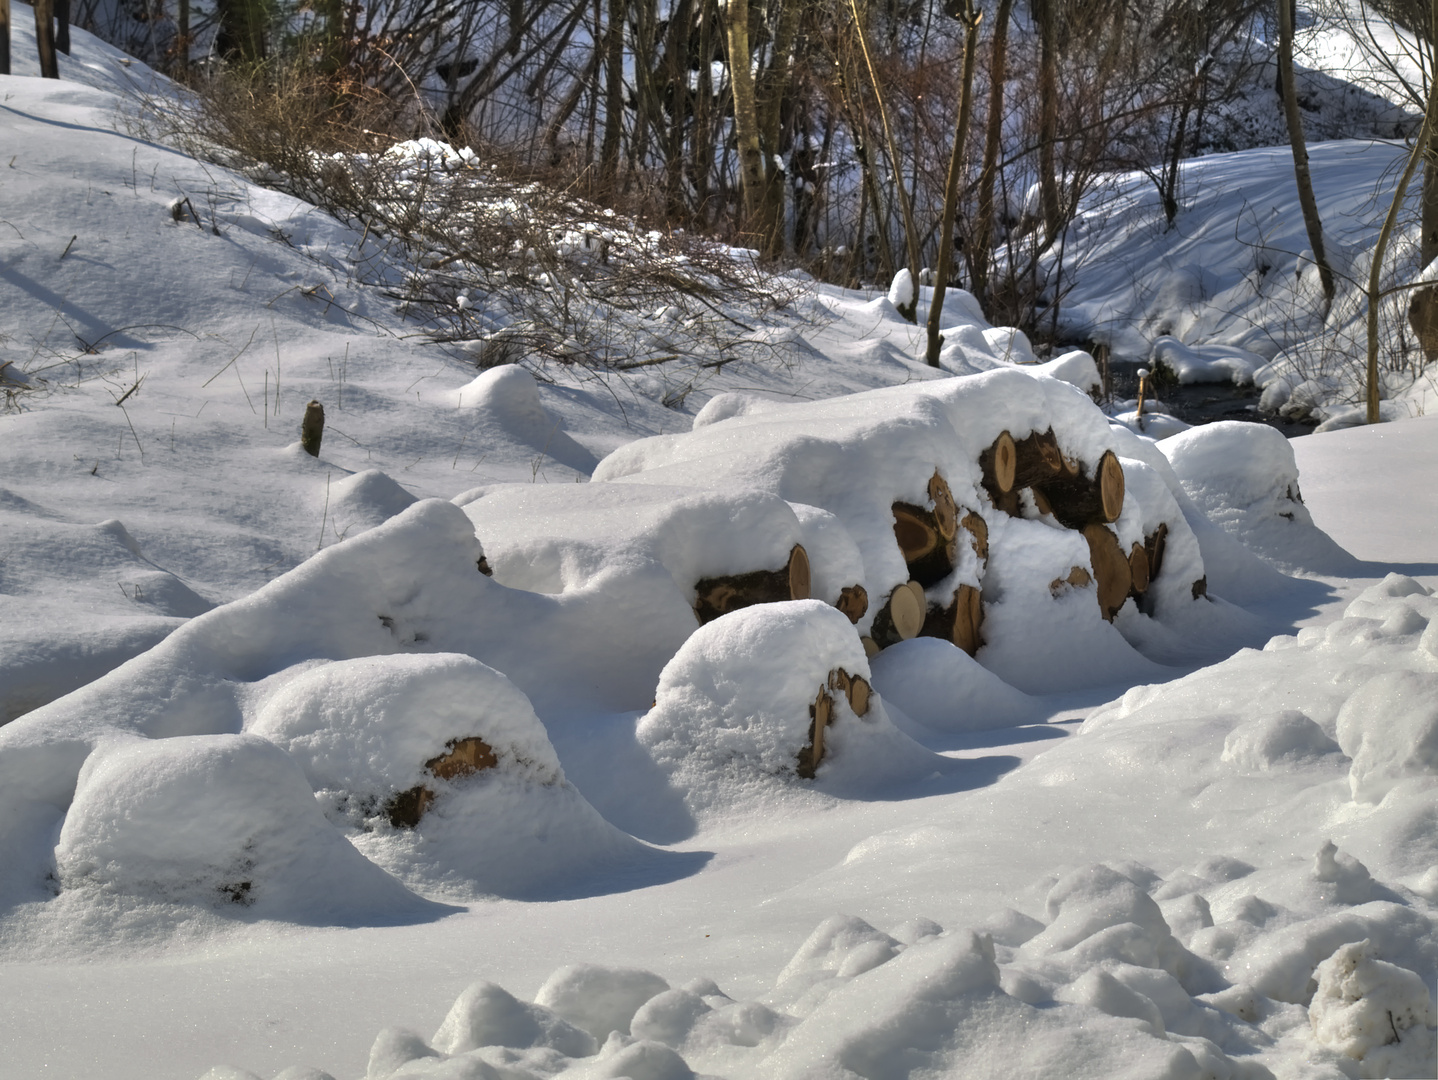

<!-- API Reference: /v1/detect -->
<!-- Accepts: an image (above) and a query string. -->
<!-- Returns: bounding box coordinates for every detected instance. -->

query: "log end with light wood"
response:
[1082,523,1132,621]
[980,430,1016,499]
[828,667,872,717]
[1145,523,1168,584]
[837,584,869,624]
[1049,565,1092,598]
[860,636,880,659]
[387,735,501,827]
[869,580,926,649]
[893,470,962,586]
[796,687,833,779]
[921,582,983,655]
[694,543,810,624]
[960,510,989,564]
[1128,542,1150,595]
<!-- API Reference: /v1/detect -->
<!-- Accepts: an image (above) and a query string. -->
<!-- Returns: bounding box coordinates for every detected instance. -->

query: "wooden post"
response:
[33,0,58,78]
[301,400,325,457]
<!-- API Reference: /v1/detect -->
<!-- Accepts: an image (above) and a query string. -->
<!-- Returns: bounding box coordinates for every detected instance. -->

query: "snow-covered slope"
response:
[2,19,1437,1080]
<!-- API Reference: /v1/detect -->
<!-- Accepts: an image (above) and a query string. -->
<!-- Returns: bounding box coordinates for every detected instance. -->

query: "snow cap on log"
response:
[637,601,937,813]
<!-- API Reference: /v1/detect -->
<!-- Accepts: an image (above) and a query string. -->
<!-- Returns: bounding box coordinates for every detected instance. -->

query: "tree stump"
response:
[1082,523,1132,621]
[301,399,325,457]
[870,581,926,648]
[921,582,983,655]
[1042,450,1124,528]
[837,584,869,624]
[694,544,811,623]
[796,688,833,778]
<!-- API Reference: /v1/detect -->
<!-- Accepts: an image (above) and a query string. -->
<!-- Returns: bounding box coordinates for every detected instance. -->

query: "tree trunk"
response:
[754,0,802,256]
[1366,0,1438,423]
[1277,0,1336,314]
[54,0,68,54]
[33,0,57,78]
[598,0,625,194]
[1,0,11,77]
[1034,0,1063,243]
[850,0,923,320]
[727,0,768,238]
[925,1,983,365]
[970,0,1013,315]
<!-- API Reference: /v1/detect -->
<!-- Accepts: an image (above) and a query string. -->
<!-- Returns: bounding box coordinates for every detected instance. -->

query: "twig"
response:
[59,235,77,260]
[318,472,331,551]
[202,324,260,388]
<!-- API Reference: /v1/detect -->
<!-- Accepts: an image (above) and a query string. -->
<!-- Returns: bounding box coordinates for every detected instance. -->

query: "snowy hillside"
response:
[2,17,1438,1080]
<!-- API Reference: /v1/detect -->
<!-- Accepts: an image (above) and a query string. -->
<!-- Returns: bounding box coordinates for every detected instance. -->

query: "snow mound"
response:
[453,365,598,475]
[868,637,1041,731]
[1162,420,1352,572]
[1308,939,1436,1078]
[327,471,420,537]
[636,601,937,814]
[431,981,598,1056]
[55,733,426,923]
[534,964,671,1041]
[1151,337,1262,385]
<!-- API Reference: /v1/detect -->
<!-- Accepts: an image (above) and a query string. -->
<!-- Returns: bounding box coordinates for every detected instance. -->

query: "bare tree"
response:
[1278,0,1337,313]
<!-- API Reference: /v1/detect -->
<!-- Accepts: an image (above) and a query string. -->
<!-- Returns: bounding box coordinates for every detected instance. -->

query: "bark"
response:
[301,400,325,458]
[693,544,811,623]
[1040,450,1124,528]
[34,0,57,78]
[598,0,626,193]
[970,0,1014,312]
[925,0,983,365]
[1277,0,1336,313]
[1,0,11,77]
[727,0,768,235]
[1034,0,1063,243]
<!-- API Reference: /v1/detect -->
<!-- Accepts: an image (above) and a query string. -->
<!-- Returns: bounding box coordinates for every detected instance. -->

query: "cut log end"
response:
[1128,542,1150,594]
[847,674,871,717]
[797,688,834,779]
[927,470,958,540]
[787,543,811,601]
[869,581,927,649]
[981,430,1017,497]
[960,511,989,564]
[921,583,983,655]
[1097,450,1125,522]
[694,543,811,624]
[860,636,880,659]
[838,584,869,624]
[426,736,498,780]
[1049,565,1092,598]
[1083,523,1132,622]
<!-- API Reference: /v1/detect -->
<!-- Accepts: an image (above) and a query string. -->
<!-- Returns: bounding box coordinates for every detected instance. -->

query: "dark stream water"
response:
[1102,358,1318,439]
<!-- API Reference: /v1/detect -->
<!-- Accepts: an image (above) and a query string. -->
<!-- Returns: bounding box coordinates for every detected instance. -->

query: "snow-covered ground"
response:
[3,18,1438,1080]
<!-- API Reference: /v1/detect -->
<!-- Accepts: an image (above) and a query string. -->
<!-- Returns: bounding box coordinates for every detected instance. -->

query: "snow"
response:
[2,16,1438,1080]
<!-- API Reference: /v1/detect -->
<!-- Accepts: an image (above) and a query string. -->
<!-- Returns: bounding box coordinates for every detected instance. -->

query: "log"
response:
[980,430,1016,499]
[796,687,833,778]
[1409,284,1438,363]
[892,470,960,586]
[870,581,926,648]
[694,543,810,623]
[33,0,57,78]
[1144,523,1168,583]
[1049,565,1092,598]
[386,735,501,827]
[1012,428,1066,489]
[1041,449,1124,528]
[860,636,880,659]
[837,584,869,624]
[1082,523,1132,621]
[1192,576,1208,600]
[960,510,988,563]
[827,667,872,717]
[426,736,498,779]
[921,582,983,655]
[1128,542,1150,595]
[301,399,325,457]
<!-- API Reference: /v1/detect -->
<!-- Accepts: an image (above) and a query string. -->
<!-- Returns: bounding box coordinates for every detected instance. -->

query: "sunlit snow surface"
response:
[1,16,1437,1080]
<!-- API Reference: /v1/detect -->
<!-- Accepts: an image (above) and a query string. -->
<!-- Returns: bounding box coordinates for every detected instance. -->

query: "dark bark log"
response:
[33,0,57,78]
[1011,428,1066,489]
[892,471,961,586]
[694,544,810,623]
[1192,576,1208,600]
[1041,450,1124,528]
